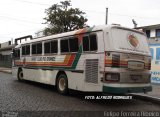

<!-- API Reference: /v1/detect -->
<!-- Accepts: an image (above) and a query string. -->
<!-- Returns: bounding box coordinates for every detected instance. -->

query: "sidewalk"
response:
[0,67,160,99]
[0,67,12,74]
[146,84,160,98]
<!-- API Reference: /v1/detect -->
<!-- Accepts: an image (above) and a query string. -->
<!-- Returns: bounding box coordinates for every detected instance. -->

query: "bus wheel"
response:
[57,74,68,95]
[18,69,23,81]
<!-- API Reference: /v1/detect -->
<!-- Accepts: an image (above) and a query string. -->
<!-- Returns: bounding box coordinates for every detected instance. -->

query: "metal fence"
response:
[0,54,12,68]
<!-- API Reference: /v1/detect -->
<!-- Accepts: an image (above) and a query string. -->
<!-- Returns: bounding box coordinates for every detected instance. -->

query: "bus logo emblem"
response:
[128,33,139,49]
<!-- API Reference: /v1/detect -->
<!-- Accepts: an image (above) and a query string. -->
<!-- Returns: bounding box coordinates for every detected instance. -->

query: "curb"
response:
[0,70,12,74]
[131,93,160,105]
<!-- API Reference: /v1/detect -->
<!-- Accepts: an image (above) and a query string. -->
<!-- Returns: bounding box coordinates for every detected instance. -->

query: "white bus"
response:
[12,25,152,94]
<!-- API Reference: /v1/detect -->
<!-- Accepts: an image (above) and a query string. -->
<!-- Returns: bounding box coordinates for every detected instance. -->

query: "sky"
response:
[0,0,160,43]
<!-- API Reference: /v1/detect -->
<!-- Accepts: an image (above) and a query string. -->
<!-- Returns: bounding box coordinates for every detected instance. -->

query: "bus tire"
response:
[57,74,68,95]
[18,69,23,81]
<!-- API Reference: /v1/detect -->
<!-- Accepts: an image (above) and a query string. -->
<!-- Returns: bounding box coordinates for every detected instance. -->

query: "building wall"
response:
[142,26,160,44]
[0,54,12,68]
[139,25,160,84]
[0,41,14,68]
[150,29,155,38]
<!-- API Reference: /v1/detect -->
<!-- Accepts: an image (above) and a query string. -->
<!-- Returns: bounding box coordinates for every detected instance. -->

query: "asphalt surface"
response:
[0,72,160,116]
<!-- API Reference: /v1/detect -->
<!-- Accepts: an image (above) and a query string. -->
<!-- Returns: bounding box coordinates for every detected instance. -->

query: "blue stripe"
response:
[149,44,160,46]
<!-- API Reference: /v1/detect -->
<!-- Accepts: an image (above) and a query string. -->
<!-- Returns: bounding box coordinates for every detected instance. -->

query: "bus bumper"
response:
[103,85,152,94]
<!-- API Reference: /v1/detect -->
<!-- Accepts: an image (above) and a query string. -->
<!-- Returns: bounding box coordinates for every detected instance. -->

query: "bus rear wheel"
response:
[18,69,23,81]
[57,74,68,95]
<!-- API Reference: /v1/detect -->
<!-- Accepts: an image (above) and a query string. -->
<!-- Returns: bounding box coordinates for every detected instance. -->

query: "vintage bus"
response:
[12,25,152,94]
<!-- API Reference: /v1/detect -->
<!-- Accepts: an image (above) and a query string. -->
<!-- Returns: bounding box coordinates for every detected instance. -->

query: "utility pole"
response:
[105,8,108,25]
[11,38,13,45]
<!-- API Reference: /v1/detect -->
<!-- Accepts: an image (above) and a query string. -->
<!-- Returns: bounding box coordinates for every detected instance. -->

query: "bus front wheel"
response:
[18,69,23,81]
[57,74,68,95]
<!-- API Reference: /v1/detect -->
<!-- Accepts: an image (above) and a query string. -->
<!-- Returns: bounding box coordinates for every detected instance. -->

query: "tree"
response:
[43,0,88,35]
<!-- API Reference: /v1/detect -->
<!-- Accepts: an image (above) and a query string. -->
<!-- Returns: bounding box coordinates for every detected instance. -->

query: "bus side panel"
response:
[82,31,105,92]
[65,31,105,92]
[23,68,57,85]
[82,54,104,92]
[66,71,84,91]
[66,52,85,91]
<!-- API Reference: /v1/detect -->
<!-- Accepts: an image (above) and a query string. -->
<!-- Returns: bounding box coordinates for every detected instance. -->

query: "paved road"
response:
[0,72,160,116]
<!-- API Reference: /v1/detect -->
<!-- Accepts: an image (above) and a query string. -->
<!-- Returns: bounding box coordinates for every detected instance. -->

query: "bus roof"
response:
[15,24,145,48]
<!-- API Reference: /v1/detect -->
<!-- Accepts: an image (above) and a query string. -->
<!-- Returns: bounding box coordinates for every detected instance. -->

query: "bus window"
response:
[37,43,42,54]
[22,46,26,55]
[32,43,42,55]
[51,41,58,53]
[61,39,69,53]
[26,45,30,55]
[32,44,36,54]
[44,40,58,54]
[83,36,89,51]
[156,48,160,60]
[69,37,78,52]
[13,49,20,59]
[83,34,97,52]
[44,42,51,54]
[150,48,154,60]
[90,34,97,51]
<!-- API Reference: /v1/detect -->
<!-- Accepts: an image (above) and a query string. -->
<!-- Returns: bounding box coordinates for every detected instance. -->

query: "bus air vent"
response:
[85,59,98,84]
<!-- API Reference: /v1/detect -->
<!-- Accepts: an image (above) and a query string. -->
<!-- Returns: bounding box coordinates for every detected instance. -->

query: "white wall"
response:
[0,50,11,55]
[150,29,155,38]
[1,41,10,48]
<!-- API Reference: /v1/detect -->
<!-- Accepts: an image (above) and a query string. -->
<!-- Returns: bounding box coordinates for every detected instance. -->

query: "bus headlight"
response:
[105,73,120,82]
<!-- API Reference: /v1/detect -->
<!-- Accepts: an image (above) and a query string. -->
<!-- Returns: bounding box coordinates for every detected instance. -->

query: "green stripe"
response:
[103,86,152,94]
[71,45,82,69]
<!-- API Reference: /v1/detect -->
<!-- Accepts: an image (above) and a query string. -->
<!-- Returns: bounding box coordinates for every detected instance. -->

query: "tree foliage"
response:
[43,0,88,35]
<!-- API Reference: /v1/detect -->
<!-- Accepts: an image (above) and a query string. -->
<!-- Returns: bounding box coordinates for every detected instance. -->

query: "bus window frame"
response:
[21,44,31,57]
[60,37,79,55]
[68,37,79,53]
[13,48,20,59]
[82,33,98,53]
[44,40,58,55]
[31,42,43,56]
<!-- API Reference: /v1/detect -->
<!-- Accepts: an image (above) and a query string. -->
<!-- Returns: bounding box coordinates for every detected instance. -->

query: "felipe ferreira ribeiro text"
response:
[85,96,132,100]
[104,111,160,117]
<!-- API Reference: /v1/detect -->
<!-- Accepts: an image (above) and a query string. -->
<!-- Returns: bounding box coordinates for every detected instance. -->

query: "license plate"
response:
[128,61,144,70]
[131,75,141,80]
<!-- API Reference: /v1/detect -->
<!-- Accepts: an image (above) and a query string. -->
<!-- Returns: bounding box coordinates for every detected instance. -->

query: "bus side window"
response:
[44,40,58,54]
[22,46,26,55]
[37,43,42,54]
[32,43,42,55]
[22,45,30,56]
[61,39,69,53]
[89,34,97,51]
[150,48,154,60]
[156,48,160,60]
[44,42,51,54]
[26,45,30,55]
[69,37,78,52]
[83,34,97,52]
[83,36,89,51]
[32,44,37,54]
[13,49,20,59]
[51,41,58,53]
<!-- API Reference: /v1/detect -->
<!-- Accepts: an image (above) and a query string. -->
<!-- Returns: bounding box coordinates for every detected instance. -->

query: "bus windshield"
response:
[111,27,150,56]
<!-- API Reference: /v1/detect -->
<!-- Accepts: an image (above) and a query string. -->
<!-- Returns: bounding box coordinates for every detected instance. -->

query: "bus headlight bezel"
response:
[105,73,120,82]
